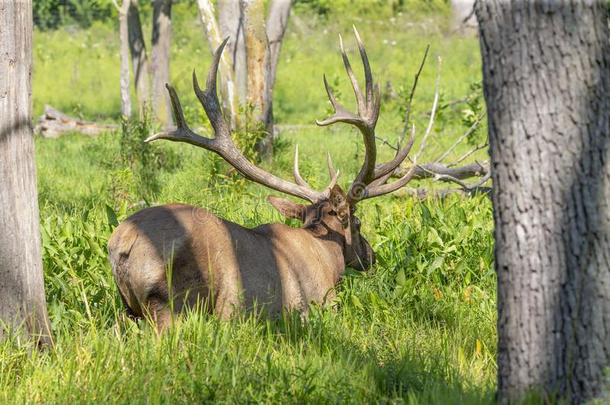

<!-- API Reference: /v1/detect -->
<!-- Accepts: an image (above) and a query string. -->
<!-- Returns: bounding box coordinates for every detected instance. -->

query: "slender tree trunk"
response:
[241,0,273,158]
[151,0,173,127]
[197,0,239,129]
[266,0,291,102]
[263,0,291,153]
[476,1,610,403]
[219,0,247,105]
[0,0,52,346]
[127,0,151,115]
[118,0,132,118]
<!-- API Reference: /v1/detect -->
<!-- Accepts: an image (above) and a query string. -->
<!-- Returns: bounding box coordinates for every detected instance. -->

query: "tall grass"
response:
[1,4,500,403]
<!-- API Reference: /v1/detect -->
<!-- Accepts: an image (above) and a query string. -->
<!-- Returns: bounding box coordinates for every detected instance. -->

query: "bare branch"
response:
[397,186,491,199]
[412,55,442,164]
[450,142,489,167]
[434,112,485,163]
[399,44,430,144]
[392,161,490,181]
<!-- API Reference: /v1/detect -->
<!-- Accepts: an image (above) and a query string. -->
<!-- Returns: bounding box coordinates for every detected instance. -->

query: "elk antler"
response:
[146,38,338,203]
[317,27,440,203]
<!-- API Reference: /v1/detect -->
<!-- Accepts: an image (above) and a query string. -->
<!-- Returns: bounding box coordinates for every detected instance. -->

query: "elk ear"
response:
[329,185,350,224]
[267,196,306,221]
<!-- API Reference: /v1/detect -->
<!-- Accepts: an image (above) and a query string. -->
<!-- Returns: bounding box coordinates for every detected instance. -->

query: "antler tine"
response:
[293,145,312,188]
[328,168,340,190]
[294,145,341,192]
[372,46,429,181]
[315,30,380,204]
[146,39,232,149]
[145,84,216,149]
[363,56,441,200]
[352,26,374,111]
[373,124,416,180]
[339,34,365,113]
[315,75,360,127]
[365,166,418,199]
[326,152,337,180]
[192,37,231,142]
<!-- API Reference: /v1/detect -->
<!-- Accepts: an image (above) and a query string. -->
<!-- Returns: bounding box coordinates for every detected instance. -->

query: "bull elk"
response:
[108,30,427,330]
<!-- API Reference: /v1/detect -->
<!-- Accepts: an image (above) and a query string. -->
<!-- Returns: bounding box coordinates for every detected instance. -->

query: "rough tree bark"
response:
[127,0,151,114]
[0,0,52,345]
[118,0,132,117]
[476,1,610,403]
[151,0,173,127]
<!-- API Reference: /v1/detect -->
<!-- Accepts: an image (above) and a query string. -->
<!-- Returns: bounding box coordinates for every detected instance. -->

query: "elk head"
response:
[267,183,374,271]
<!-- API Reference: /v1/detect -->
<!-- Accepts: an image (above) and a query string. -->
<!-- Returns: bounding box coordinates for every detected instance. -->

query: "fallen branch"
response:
[392,161,489,181]
[35,105,117,138]
[396,186,491,199]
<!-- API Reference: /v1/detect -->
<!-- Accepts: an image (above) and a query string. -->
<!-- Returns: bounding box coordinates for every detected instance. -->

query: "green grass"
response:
[2,4,498,404]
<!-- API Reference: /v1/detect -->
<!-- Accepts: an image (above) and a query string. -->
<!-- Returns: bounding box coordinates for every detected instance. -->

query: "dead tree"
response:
[476,1,610,403]
[0,0,52,345]
[151,0,173,127]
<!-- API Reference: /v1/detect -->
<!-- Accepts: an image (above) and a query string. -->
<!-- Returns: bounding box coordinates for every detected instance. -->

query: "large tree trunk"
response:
[241,0,273,158]
[0,0,52,345]
[476,2,610,403]
[219,0,247,105]
[118,0,132,117]
[151,0,173,127]
[127,0,151,115]
[197,0,239,129]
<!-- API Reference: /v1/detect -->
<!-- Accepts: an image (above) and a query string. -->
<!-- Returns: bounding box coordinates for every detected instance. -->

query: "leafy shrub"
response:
[116,114,181,205]
[41,203,119,332]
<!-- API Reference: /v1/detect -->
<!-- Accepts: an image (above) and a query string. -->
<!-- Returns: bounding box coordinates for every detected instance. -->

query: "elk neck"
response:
[302,221,348,283]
